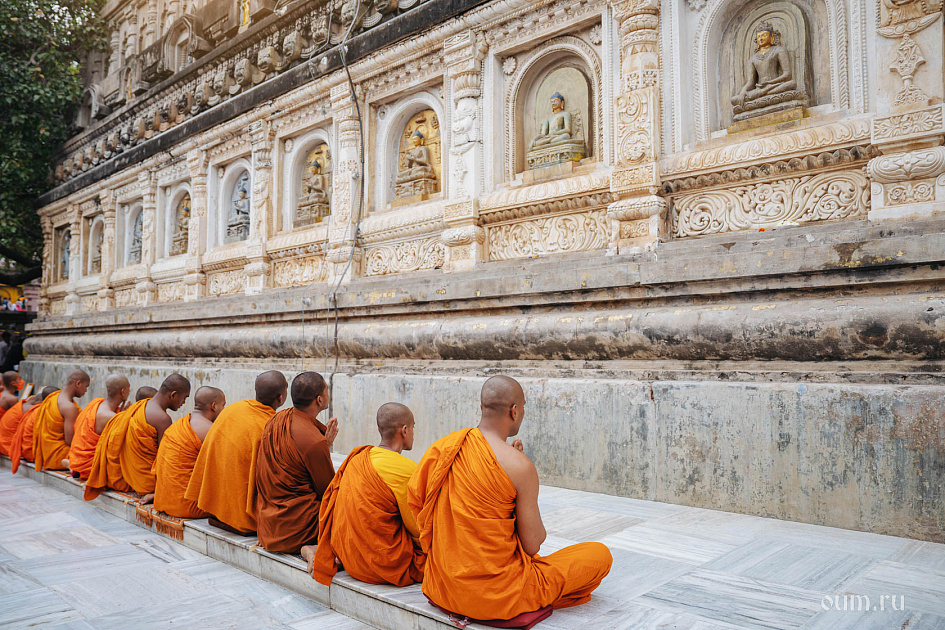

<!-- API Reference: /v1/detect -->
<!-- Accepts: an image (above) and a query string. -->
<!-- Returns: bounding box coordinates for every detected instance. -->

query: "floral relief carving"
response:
[115,288,137,308]
[80,295,100,313]
[673,170,870,237]
[887,180,936,205]
[867,146,945,183]
[364,238,445,276]
[157,282,185,302]
[872,106,944,142]
[208,269,246,296]
[487,210,609,262]
[615,89,654,166]
[272,256,329,287]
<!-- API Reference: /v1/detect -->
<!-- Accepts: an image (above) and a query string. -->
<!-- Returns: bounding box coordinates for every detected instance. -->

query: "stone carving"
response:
[59,229,71,280]
[226,172,251,243]
[615,90,654,165]
[128,211,143,264]
[731,22,807,123]
[364,238,445,276]
[272,256,329,287]
[488,210,608,261]
[208,269,246,296]
[673,170,870,237]
[89,228,103,274]
[157,282,185,302]
[394,110,441,200]
[239,0,251,33]
[877,0,942,107]
[527,91,586,170]
[80,294,100,313]
[169,193,191,256]
[687,0,707,9]
[887,180,935,205]
[867,146,945,183]
[450,98,477,198]
[502,57,517,75]
[297,144,332,227]
[872,105,944,143]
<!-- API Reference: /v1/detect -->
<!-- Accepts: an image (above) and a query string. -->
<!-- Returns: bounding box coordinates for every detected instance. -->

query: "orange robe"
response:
[33,391,77,472]
[0,400,26,456]
[185,399,275,533]
[84,399,157,500]
[153,415,207,518]
[9,405,39,473]
[69,398,106,479]
[312,446,425,586]
[407,428,612,620]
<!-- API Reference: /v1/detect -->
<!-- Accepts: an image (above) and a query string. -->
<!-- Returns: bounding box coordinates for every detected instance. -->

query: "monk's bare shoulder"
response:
[190,416,213,442]
[488,439,537,492]
[144,400,173,430]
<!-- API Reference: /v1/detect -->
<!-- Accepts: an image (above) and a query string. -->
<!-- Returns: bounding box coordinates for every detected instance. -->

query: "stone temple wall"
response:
[25,0,945,541]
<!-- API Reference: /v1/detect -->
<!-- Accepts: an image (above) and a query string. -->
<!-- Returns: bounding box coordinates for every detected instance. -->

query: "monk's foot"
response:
[300,545,316,573]
[138,493,154,505]
[61,458,70,469]
[335,557,344,572]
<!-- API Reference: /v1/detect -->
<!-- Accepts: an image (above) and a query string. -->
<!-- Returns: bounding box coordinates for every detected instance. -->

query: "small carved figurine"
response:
[226,174,251,242]
[731,23,806,121]
[526,92,586,170]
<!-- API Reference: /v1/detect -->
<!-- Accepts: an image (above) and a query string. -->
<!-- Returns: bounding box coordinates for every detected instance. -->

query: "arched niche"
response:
[86,217,105,276]
[282,129,333,230]
[374,90,446,210]
[212,159,252,247]
[124,203,144,266]
[505,36,602,181]
[164,184,191,257]
[694,0,843,139]
[55,227,71,282]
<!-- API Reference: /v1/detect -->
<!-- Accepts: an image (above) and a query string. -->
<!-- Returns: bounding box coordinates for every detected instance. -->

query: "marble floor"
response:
[0,473,370,630]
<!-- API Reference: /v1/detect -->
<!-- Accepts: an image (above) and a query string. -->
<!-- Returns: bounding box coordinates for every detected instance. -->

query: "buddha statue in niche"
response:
[730,23,807,122]
[226,174,251,242]
[394,127,439,200]
[526,92,586,170]
[60,231,71,280]
[90,230,103,274]
[170,194,191,256]
[128,213,142,264]
[297,144,331,226]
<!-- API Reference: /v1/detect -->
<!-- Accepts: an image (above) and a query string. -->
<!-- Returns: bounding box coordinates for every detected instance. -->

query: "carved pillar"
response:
[326,82,364,281]
[184,149,209,301]
[98,191,117,311]
[108,27,121,76]
[39,216,53,316]
[868,3,945,221]
[144,0,158,47]
[607,0,666,254]
[64,204,82,315]
[241,120,274,295]
[136,170,158,305]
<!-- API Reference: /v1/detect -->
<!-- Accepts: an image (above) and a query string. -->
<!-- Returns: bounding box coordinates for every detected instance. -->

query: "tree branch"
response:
[0,242,41,268]
[0,266,41,287]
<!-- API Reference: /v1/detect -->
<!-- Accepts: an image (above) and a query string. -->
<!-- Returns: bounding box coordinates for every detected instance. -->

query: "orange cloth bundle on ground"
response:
[0,400,26,457]
[69,398,106,479]
[9,405,40,473]
[408,428,611,621]
[311,445,425,586]
[33,391,76,472]
[84,399,157,500]
[153,414,207,519]
[185,399,275,533]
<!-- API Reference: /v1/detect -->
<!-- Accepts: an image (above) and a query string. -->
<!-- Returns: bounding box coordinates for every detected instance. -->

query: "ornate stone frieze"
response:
[673,169,870,237]
[886,180,936,206]
[441,225,485,247]
[157,282,186,303]
[358,203,445,244]
[80,294,100,313]
[480,174,613,225]
[115,288,138,308]
[871,104,945,147]
[50,299,67,316]
[207,269,247,296]
[363,237,445,276]
[272,256,329,287]
[867,146,945,183]
[487,209,608,261]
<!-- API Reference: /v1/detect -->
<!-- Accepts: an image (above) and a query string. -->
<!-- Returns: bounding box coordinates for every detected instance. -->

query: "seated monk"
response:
[186,371,287,535]
[0,371,23,416]
[0,372,27,456]
[69,374,130,479]
[305,402,423,586]
[135,386,157,402]
[408,376,612,621]
[84,374,191,501]
[10,387,59,474]
[151,386,226,518]
[255,372,338,553]
[33,369,90,471]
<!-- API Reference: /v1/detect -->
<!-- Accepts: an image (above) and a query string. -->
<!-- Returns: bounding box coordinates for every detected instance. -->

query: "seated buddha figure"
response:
[731,24,805,118]
[530,93,575,149]
[297,157,330,225]
[526,91,586,170]
[394,131,437,198]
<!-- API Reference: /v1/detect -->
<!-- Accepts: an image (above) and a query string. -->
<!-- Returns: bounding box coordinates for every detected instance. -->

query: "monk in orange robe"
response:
[69,374,130,479]
[255,372,338,553]
[151,386,225,518]
[408,376,612,621]
[0,371,22,416]
[33,369,89,471]
[84,374,191,500]
[0,371,28,456]
[186,371,287,534]
[135,386,157,402]
[0,399,27,457]
[10,387,58,473]
[305,402,423,586]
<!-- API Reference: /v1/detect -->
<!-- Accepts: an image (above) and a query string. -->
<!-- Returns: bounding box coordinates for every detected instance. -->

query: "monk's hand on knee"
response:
[511,439,524,453]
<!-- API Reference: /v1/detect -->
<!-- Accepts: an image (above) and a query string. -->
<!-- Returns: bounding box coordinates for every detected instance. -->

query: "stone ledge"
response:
[0,455,491,630]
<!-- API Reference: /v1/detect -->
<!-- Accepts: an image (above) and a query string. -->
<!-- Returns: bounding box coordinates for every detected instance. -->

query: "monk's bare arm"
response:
[62,403,80,445]
[94,408,115,434]
[507,452,546,556]
[0,393,16,410]
[153,416,173,445]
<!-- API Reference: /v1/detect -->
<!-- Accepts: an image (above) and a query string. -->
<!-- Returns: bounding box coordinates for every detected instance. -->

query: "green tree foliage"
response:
[0,0,108,285]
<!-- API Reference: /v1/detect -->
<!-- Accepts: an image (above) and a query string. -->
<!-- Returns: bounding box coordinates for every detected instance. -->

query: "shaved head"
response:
[40,386,59,400]
[194,386,225,411]
[256,370,288,408]
[105,374,130,397]
[159,373,191,396]
[480,375,525,415]
[67,369,90,385]
[2,371,19,388]
[376,402,414,440]
[136,386,158,401]
[290,372,327,408]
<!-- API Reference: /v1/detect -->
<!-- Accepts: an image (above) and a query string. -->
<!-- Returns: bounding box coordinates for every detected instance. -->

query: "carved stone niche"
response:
[86,217,105,275]
[714,0,831,133]
[162,15,212,75]
[505,36,601,183]
[296,143,332,228]
[392,109,442,205]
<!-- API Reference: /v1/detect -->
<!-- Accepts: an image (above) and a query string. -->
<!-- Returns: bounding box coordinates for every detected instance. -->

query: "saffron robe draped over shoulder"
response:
[84,399,157,500]
[185,399,275,533]
[9,405,40,473]
[68,399,106,479]
[153,415,206,518]
[0,400,26,456]
[407,428,612,621]
[33,391,77,472]
[311,446,424,587]
[254,407,334,553]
